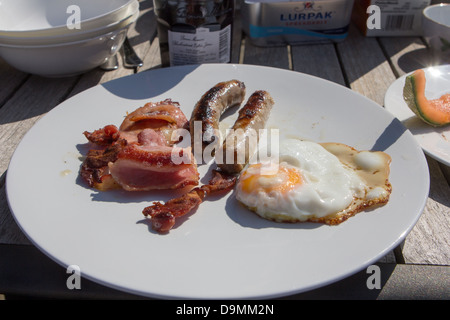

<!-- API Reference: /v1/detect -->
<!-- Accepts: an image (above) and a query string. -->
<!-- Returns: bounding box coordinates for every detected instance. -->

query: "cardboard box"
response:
[352,0,431,36]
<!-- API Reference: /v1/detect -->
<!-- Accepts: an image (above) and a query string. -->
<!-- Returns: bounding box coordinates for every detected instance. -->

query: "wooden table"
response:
[0,0,449,300]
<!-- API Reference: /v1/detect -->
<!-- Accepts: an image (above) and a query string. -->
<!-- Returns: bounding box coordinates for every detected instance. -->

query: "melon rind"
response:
[402,71,450,127]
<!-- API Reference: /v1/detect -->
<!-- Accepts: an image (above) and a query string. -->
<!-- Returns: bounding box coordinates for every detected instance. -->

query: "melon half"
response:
[403,69,450,127]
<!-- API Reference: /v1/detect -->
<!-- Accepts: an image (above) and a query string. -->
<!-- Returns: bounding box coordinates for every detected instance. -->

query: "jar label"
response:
[168,25,231,66]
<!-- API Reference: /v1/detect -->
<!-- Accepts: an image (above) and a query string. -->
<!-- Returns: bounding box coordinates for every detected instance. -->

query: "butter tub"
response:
[241,0,355,46]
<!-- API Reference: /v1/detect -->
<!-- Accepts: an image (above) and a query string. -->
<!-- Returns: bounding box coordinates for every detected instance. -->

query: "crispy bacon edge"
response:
[142,170,237,233]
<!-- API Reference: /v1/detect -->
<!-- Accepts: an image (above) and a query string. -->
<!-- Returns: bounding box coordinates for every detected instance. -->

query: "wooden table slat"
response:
[243,40,290,69]
[337,26,398,106]
[291,43,346,86]
[0,59,29,108]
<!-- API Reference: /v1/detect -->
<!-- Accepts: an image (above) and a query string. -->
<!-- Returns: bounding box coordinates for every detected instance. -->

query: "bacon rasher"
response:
[109,143,198,191]
[80,99,199,192]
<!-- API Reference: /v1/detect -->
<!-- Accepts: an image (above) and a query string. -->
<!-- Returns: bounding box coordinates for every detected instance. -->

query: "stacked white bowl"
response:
[0,0,139,77]
[422,3,450,63]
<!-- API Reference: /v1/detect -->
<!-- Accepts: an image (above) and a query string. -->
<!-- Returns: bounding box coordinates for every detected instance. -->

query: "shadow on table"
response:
[281,263,396,300]
[132,0,157,48]
[397,47,447,73]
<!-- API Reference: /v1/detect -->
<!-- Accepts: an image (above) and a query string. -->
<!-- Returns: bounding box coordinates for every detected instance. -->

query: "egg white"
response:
[236,139,392,224]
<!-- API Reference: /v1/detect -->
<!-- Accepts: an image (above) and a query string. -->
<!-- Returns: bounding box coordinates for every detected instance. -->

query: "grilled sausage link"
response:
[217,90,274,174]
[190,80,246,155]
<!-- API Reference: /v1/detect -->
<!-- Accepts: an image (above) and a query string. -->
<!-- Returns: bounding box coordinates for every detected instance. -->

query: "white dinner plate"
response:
[384,64,450,166]
[7,64,429,299]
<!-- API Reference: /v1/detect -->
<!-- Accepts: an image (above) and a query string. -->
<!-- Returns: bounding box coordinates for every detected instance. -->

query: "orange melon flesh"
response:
[403,69,450,127]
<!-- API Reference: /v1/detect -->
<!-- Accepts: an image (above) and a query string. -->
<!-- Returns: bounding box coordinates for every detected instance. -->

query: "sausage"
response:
[190,80,246,156]
[217,90,274,174]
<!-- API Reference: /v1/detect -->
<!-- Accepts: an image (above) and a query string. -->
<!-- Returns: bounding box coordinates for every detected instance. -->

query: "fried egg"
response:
[235,139,392,225]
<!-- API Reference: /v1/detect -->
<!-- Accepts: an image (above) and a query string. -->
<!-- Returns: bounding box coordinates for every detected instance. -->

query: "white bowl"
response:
[0,13,137,77]
[0,0,136,37]
[0,1,139,46]
[422,3,450,63]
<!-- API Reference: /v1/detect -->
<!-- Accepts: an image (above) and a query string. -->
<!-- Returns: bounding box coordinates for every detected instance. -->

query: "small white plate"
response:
[7,64,429,299]
[384,64,450,166]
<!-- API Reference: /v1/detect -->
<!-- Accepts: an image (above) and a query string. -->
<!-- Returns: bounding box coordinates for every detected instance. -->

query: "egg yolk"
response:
[240,163,302,194]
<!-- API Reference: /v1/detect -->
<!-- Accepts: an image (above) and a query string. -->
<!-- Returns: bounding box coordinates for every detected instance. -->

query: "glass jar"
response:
[153,0,235,67]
